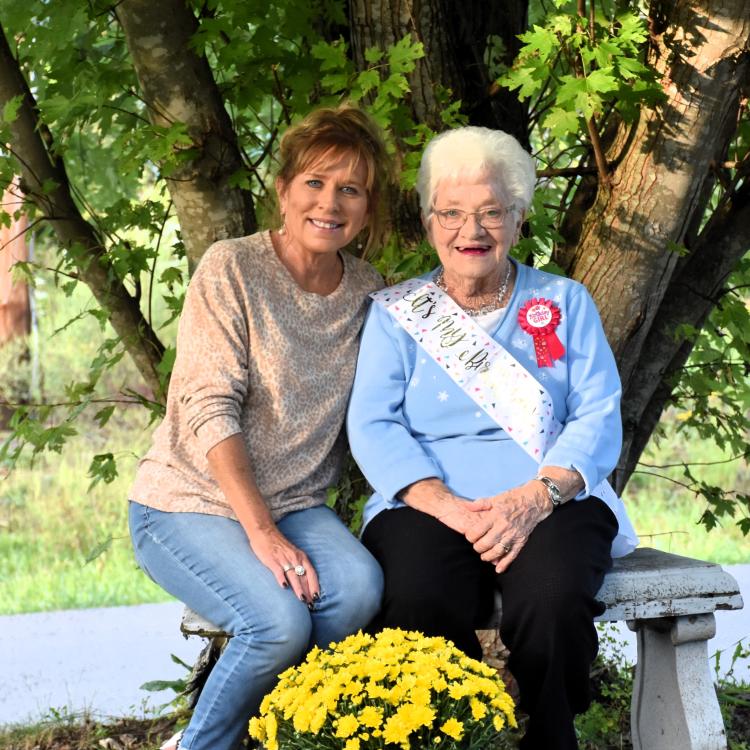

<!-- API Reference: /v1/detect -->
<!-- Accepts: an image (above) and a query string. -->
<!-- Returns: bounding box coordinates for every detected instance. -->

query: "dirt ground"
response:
[1,681,747,750]
[0,714,181,750]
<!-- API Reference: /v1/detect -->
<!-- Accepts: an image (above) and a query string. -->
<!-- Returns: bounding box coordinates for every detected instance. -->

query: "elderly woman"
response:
[128,106,390,750]
[347,126,638,750]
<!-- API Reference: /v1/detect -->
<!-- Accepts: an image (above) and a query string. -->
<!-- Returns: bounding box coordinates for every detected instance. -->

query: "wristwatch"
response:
[536,476,565,509]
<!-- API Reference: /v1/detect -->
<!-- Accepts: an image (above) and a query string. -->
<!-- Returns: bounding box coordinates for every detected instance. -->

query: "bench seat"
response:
[180,547,744,750]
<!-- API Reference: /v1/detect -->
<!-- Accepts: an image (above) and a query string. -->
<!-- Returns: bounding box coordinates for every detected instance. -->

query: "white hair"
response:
[416,126,536,218]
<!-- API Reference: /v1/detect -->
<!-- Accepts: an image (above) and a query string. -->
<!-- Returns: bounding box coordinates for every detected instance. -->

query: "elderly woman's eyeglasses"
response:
[433,205,517,230]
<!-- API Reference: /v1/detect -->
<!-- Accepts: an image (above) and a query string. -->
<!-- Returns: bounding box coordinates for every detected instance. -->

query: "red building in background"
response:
[0,185,30,345]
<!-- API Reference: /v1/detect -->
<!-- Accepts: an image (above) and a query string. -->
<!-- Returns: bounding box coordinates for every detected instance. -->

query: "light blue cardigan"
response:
[347,262,638,558]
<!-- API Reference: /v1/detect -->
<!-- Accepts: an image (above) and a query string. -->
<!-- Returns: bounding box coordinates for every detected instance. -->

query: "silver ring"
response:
[501,544,511,553]
[294,564,306,576]
[282,564,293,572]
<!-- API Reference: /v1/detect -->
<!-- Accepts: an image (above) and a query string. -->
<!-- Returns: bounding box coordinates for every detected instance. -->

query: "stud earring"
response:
[278,213,286,236]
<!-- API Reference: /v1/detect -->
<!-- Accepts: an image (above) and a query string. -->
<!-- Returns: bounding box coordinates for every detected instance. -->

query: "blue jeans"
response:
[128,501,384,750]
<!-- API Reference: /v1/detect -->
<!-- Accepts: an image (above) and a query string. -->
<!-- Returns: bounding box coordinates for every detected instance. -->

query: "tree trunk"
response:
[348,0,529,241]
[115,0,257,271]
[554,0,750,490]
[349,0,528,139]
[0,23,166,398]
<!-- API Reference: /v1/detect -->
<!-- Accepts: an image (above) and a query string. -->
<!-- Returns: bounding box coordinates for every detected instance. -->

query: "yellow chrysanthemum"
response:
[383,703,436,744]
[248,627,516,748]
[440,717,464,741]
[359,705,383,729]
[265,711,278,742]
[471,697,488,720]
[248,716,265,741]
[335,714,360,738]
[310,705,328,734]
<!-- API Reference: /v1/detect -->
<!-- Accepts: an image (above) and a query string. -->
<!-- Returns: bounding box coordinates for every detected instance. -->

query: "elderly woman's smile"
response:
[427,177,519,294]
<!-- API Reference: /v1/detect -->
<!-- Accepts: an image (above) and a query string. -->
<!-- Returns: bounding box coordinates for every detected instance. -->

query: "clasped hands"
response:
[437,481,553,573]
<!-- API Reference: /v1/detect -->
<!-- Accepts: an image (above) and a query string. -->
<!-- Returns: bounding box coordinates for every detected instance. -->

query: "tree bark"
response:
[349,0,528,139]
[348,0,529,242]
[618,177,750,486]
[0,23,166,398]
[115,0,256,271]
[554,0,750,489]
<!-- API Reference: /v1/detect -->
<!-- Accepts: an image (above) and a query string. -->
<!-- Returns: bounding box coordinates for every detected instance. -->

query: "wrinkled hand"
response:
[465,481,552,573]
[435,496,493,535]
[248,526,320,605]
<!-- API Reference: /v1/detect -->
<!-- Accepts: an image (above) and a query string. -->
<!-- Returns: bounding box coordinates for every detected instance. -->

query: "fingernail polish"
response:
[300,594,307,603]
[312,593,320,601]
[282,582,289,589]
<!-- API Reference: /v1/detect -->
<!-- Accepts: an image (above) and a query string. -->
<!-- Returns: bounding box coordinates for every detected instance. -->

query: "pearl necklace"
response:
[434,261,513,317]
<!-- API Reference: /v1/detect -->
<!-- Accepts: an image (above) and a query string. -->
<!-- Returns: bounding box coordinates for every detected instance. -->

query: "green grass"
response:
[0,408,172,614]
[0,259,178,615]
[624,430,750,565]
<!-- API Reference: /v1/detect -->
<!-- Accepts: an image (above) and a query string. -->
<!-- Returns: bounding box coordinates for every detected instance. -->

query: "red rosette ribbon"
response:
[518,298,565,367]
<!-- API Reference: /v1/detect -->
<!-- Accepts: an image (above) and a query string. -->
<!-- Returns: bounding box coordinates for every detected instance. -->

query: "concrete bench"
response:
[181,546,744,750]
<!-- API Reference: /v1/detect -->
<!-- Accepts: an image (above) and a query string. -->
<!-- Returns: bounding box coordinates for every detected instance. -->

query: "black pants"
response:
[362,497,618,750]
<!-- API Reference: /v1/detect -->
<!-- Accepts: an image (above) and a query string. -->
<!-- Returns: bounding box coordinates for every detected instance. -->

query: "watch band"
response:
[537,476,565,509]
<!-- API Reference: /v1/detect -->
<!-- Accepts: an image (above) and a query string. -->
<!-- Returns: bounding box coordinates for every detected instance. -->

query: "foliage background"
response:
[0,0,748,615]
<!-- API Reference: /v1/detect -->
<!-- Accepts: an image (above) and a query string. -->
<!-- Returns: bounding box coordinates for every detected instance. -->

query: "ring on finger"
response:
[501,543,511,553]
[294,564,306,576]
[282,564,293,572]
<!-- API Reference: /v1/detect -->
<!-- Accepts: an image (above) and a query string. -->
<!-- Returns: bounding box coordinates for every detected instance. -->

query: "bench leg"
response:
[628,613,727,750]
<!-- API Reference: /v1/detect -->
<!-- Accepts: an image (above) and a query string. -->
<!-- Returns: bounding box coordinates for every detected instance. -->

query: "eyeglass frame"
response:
[431,204,518,230]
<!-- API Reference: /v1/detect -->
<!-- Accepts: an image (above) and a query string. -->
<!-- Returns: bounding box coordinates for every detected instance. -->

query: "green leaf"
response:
[93,405,116,427]
[556,75,587,105]
[139,679,185,693]
[84,536,114,565]
[355,69,380,96]
[587,68,619,95]
[311,38,349,71]
[543,107,580,137]
[364,46,384,64]
[2,94,23,124]
[321,72,351,93]
[170,653,193,671]
[157,345,176,382]
[387,35,424,74]
[88,452,118,489]
[617,56,649,79]
[517,24,556,60]
[159,266,183,288]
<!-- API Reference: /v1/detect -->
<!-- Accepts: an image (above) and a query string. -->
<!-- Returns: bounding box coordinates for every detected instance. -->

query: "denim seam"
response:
[140,524,257,750]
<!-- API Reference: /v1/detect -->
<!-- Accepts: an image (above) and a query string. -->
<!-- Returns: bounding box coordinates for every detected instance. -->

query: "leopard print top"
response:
[129,231,383,521]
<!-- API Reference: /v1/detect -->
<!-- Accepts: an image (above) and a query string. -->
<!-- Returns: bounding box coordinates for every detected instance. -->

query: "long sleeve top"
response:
[130,230,383,521]
[347,262,637,557]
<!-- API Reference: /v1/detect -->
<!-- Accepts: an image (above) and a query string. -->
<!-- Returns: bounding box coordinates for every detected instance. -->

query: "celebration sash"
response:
[371,278,619,506]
